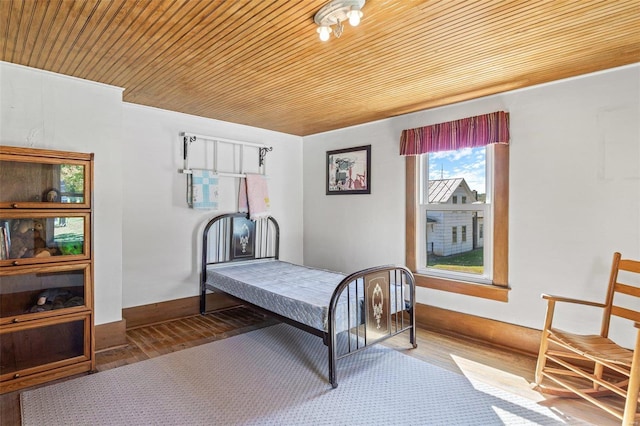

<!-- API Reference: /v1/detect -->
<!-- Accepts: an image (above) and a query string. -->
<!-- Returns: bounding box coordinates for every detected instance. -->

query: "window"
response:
[452,227,457,243]
[452,196,458,204]
[462,196,467,204]
[462,225,467,242]
[401,111,509,301]
[405,144,509,301]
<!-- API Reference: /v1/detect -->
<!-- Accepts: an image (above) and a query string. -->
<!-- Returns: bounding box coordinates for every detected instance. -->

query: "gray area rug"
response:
[21,324,586,425]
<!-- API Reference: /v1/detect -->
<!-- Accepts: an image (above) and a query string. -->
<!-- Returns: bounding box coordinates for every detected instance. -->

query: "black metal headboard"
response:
[200,213,279,314]
[201,213,279,269]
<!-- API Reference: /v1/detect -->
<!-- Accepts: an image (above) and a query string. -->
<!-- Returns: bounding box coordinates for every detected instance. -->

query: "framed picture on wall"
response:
[326,145,371,195]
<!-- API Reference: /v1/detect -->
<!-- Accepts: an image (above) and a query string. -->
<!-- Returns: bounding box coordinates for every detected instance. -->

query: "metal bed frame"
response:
[200,212,417,388]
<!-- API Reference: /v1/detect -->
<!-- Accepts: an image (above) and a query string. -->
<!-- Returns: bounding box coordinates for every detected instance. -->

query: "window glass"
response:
[422,146,488,278]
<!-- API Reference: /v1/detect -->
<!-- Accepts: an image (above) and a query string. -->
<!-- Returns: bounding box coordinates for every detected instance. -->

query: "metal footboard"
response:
[327,265,416,388]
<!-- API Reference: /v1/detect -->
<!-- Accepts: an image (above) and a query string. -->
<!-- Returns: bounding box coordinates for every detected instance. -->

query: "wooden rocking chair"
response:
[534,252,640,425]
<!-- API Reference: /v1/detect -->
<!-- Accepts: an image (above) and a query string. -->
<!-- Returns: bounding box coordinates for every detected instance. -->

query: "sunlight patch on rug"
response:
[21,324,589,425]
[451,354,547,402]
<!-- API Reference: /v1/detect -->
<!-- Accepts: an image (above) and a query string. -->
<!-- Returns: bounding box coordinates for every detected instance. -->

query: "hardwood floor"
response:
[1,306,621,425]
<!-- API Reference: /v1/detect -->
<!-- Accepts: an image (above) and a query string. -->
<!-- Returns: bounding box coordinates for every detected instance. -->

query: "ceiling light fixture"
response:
[314,0,365,42]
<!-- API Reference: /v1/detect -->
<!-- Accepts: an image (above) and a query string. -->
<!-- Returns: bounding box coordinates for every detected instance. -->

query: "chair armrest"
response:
[541,293,606,308]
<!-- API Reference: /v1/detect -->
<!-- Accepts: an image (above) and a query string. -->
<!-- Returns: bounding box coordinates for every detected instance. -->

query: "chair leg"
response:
[535,301,556,385]
[592,363,604,391]
[535,332,550,385]
[622,330,640,426]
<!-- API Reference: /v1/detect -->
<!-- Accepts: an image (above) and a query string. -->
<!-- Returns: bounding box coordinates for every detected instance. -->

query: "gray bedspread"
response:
[206,259,403,333]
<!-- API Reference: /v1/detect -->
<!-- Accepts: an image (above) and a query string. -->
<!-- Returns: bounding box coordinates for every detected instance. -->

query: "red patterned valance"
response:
[399,111,510,155]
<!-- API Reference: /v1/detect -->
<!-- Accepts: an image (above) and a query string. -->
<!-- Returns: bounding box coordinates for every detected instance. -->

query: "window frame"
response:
[405,143,509,302]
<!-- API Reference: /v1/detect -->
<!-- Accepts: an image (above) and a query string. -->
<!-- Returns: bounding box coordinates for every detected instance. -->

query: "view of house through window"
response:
[421,146,489,278]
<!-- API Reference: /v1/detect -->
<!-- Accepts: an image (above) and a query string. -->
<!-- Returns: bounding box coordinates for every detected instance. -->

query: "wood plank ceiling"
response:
[1,0,639,136]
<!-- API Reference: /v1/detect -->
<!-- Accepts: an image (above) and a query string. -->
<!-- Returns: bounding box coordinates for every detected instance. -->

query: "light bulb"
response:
[317,25,331,41]
[347,7,362,26]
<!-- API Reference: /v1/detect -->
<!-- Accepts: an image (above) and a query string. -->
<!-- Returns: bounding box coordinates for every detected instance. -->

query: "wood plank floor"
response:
[1,306,621,425]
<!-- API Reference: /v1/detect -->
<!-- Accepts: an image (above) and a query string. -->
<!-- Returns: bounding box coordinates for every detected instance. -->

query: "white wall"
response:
[303,64,640,344]
[1,61,304,324]
[303,121,408,274]
[121,104,303,308]
[0,61,124,325]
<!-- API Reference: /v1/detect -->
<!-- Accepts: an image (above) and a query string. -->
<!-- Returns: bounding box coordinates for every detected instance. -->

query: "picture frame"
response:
[326,145,371,195]
[230,216,255,261]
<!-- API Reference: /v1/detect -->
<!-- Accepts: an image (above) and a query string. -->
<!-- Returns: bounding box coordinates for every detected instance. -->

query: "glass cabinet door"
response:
[0,213,90,266]
[0,150,92,209]
[0,315,90,378]
[0,263,91,323]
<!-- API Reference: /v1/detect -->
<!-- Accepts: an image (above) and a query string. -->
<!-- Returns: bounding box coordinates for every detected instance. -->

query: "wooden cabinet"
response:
[0,146,94,394]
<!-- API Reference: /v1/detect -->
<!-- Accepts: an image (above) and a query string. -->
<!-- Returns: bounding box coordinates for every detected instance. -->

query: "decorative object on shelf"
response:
[314,0,365,41]
[8,218,56,258]
[29,288,84,312]
[326,145,371,195]
[58,240,83,255]
[0,221,9,260]
[42,188,60,202]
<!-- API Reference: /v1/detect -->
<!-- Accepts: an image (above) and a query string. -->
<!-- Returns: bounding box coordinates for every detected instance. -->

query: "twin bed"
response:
[200,213,417,387]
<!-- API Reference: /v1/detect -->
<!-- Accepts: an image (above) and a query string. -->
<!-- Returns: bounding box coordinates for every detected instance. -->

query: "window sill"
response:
[414,273,510,302]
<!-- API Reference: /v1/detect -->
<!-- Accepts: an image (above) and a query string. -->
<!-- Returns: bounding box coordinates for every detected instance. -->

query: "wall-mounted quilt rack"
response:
[178,132,272,177]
